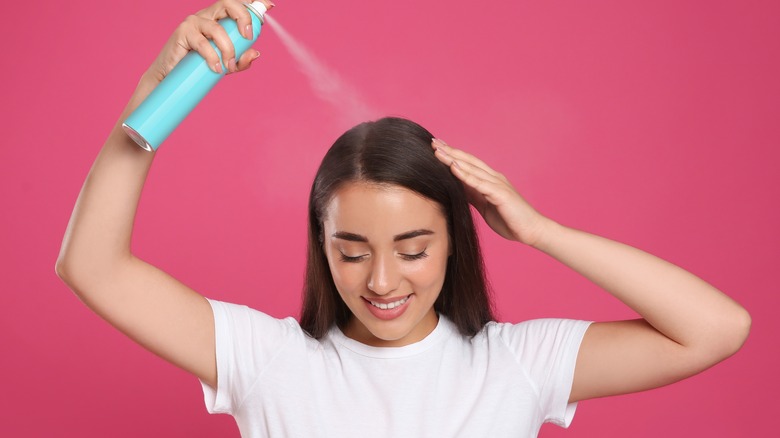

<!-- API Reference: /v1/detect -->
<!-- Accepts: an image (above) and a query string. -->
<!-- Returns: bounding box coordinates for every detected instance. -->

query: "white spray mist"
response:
[265,14,382,126]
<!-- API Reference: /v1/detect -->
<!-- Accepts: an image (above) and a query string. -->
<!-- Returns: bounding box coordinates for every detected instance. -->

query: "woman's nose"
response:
[367,254,400,295]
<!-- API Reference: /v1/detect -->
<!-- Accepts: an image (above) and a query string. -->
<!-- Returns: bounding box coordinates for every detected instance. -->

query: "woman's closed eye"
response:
[400,250,429,261]
[339,252,367,263]
[338,250,429,263]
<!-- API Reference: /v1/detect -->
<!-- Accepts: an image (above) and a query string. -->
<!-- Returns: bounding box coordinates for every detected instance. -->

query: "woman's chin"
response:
[348,306,437,347]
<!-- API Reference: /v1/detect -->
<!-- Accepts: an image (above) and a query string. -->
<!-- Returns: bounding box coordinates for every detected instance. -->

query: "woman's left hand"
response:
[432,138,549,247]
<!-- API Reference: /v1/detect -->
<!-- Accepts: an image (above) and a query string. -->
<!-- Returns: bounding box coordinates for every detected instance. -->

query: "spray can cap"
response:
[246,2,268,23]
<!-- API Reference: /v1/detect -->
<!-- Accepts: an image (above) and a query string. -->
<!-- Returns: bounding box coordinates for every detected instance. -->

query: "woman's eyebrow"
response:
[331,229,434,242]
[331,231,367,242]
[393,229,434,241]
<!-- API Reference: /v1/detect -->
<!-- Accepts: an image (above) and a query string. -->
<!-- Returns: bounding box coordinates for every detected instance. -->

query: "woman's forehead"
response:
[322,182,446,237]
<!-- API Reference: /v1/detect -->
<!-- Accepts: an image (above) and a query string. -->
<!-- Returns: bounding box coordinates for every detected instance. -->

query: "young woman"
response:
[56,1,750,436]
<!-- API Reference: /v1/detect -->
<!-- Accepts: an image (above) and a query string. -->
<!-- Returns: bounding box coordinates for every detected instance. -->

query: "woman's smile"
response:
[363,294,413,320]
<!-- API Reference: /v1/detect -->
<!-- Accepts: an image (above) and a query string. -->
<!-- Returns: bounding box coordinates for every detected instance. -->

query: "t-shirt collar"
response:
[327,314,456,358]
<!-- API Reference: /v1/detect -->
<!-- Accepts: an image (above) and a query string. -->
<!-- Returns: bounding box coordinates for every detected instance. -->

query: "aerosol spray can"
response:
[123,1,270,152]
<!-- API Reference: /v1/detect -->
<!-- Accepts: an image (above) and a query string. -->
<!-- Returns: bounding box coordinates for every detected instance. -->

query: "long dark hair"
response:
[300,117,494,338]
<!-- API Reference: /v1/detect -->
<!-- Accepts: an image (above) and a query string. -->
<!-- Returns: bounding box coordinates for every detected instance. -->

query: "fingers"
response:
[148,0,265,82]
[226,1,256,41]
[432,138,505,181]
[180,15,231,73]
[432,138,516,206]
[432,139,502,184]
[438,150,497,187]
[198,0,255,41]
[449,156,502,199]
[187,0,267,74]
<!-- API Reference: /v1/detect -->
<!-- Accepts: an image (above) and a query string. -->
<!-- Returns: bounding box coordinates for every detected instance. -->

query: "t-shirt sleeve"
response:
[498,318,593,428]
[199,298,299,415]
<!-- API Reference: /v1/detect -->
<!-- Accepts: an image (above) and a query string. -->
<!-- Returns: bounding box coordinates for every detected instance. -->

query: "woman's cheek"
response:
[407,256,448,289]
[331,266,361,293]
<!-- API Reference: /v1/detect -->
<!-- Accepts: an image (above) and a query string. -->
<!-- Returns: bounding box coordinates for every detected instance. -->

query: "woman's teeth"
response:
[368,296,409,310]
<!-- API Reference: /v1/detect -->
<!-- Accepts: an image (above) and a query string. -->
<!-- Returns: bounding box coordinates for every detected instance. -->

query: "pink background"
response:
[1,0,778,436]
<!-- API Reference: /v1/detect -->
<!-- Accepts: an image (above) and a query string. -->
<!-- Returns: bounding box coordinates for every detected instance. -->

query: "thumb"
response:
[235,50,261,72]
[464,185,487,212]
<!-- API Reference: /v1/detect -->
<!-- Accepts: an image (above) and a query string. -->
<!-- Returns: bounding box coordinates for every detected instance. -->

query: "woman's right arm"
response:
[55,0,269,390]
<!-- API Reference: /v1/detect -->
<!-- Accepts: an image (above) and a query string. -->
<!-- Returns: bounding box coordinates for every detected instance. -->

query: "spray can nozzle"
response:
[246,1,275,24]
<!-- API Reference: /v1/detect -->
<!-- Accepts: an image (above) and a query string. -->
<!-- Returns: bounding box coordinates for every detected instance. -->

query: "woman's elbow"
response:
[55,242,81,284]
[55,255,93,293]
[55,257,84,297]
[707,305,751,362]
[55,257,72,283]
[726,306,751,355]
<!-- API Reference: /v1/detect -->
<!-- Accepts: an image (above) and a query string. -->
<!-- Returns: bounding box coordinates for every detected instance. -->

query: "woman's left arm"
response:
[431,139,751,403]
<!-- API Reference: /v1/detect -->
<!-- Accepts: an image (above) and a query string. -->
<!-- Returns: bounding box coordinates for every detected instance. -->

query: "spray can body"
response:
[123,4,266,151]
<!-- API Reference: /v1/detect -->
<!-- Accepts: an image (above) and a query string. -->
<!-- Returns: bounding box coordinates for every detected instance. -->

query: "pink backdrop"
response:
[1,0,778,436]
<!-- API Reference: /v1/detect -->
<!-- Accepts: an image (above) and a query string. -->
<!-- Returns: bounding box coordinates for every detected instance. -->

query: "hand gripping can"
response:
[123,1,268,151]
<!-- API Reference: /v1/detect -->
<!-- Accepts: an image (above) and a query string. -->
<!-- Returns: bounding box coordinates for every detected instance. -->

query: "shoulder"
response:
[207,298,296,323]
[480,318,593,359]
[485,318,592,338]
[206,298,306,344]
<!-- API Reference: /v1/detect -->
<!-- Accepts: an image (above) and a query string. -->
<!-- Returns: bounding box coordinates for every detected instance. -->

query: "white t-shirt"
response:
[200,298,592,438]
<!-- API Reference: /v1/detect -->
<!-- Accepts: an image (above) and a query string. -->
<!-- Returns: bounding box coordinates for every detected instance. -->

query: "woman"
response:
[56,1,750,436]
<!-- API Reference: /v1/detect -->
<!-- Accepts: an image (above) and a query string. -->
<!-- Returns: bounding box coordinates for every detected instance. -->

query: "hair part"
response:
[300,117,495,338]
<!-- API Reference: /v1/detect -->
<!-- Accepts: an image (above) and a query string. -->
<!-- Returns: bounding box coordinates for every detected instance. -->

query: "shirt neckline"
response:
[327,314,456,358]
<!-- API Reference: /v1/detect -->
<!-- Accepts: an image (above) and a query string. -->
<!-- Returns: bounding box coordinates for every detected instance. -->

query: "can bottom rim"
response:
[122,123,154,152]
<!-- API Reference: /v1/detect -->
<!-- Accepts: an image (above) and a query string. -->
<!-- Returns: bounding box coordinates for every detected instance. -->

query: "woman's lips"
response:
[363,294,413,320]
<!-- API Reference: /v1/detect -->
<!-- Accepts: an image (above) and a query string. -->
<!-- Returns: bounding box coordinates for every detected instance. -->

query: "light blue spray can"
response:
[123,1,269,152]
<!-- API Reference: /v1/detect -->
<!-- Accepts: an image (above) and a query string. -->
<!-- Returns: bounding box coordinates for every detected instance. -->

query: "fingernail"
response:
[214,62,223,74]
[245,24,253,39]
[253,51,261,60]
[228,58,237,73]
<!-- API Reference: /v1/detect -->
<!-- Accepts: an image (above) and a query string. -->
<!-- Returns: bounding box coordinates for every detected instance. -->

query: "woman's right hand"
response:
[142,0,273,85]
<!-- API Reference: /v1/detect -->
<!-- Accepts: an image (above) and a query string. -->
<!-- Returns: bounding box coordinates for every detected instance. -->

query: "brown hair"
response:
[300,117,494,338]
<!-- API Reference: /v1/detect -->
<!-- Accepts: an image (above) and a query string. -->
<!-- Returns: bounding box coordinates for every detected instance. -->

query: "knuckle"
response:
[224,38,236,53]
[218,37,236,56]
[219,43,235,59]
[197,39,214,55]
[203,18,221,32]
[175,16,196,37]
[171,26,186,41]
[183,14,200,26]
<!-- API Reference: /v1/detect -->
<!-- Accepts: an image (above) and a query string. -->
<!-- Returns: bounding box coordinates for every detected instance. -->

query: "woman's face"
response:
[322,181,450,347]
